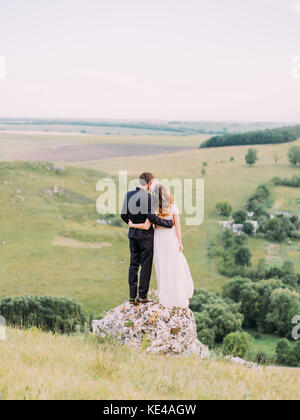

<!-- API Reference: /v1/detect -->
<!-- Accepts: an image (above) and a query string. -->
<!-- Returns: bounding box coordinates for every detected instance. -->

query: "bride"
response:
[128,184,194,308]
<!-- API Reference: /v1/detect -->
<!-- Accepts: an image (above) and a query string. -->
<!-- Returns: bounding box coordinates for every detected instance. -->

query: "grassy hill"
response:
[0,161,131,313]
[1,326,299,400]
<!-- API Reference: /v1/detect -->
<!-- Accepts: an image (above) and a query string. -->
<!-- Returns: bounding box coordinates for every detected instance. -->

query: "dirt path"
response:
[51,236,111,249]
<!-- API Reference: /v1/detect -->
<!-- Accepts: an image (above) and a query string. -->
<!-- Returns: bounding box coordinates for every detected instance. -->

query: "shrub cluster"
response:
[190,289,243,347]
[272,175,300,188]
[223,277,300,337]
[258,215,300,242]
[216,201,232,217]
[222,331,253,358]
[0,296,88,333]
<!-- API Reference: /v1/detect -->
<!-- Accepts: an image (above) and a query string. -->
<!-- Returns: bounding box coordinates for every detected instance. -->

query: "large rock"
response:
[92,302,209,358]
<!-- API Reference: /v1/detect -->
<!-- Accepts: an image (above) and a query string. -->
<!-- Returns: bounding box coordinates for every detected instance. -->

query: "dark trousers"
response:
[129,237,154,299]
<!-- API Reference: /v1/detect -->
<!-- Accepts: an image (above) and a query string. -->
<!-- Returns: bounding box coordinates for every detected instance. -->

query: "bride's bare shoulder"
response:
[172,203,179,215]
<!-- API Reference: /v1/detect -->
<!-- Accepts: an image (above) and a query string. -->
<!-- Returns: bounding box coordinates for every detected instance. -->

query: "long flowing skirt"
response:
[154,227,194,308]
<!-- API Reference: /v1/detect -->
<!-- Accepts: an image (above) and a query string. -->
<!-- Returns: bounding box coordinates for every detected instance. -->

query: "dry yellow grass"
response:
[0,327,299,400]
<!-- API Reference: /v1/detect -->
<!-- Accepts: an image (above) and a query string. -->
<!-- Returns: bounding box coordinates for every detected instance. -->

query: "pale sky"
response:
[0,0,300,121]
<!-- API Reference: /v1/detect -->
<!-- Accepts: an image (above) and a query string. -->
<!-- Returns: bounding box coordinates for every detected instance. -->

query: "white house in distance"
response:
[219,220,259,235]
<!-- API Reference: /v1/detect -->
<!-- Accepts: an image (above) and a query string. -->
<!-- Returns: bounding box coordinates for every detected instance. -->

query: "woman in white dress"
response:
[128,184,194,308]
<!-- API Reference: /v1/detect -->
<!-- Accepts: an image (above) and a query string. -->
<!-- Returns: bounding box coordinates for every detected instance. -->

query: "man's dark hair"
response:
[139,172,154,186]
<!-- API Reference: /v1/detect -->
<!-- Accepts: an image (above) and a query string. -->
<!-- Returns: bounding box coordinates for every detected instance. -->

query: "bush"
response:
[0,296,88,333]
[276,339,291,364]
[275,339,300,367]
[216,201,232,217]
[191,289,243,344]
[222,332,253,358]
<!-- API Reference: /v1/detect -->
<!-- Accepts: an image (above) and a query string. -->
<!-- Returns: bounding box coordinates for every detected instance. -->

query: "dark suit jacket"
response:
[121,187,173,239]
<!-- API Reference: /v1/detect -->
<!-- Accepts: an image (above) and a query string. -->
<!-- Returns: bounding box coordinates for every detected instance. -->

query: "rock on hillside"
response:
[92,302,209,358]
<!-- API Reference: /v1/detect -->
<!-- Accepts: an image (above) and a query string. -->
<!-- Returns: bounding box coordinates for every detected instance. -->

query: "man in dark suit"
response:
[121,172,173,304]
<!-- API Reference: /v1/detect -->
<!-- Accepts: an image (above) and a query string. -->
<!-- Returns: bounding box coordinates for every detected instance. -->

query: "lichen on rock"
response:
[92,302,209,358]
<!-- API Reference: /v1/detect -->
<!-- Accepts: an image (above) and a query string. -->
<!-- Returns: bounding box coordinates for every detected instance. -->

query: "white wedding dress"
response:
[154,204,194,308]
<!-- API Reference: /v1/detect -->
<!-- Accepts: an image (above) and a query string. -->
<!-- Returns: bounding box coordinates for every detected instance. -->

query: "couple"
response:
[121,172,194,309]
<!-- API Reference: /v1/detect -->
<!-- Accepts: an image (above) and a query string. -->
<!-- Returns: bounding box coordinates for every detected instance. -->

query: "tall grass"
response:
[0,327,299,400]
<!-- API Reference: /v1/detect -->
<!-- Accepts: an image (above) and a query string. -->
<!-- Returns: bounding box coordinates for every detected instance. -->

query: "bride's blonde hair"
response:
[153,184,174,217]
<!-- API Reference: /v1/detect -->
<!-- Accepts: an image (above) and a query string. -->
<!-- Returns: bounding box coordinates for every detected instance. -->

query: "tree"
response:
[243,222,254,236]
[245,149,258,166]
[288,146,300,166]
[216,201,232,217]
[235,247,252,266]
[264,217,289,242]
[267,288,300,337]
[232,210,247,224]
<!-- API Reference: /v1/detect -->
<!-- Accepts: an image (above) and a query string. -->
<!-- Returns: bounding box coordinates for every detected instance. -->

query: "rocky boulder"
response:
[92,302,209,358]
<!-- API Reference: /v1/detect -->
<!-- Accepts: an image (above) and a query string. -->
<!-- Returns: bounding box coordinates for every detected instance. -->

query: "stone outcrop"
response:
[92,302,209,358]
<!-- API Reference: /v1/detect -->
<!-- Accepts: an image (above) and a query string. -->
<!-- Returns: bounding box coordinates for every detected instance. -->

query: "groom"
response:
[121,172,173,305]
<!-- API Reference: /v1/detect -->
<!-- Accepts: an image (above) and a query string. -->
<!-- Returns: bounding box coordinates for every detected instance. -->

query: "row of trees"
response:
[272,175,300,188]
[201,125,300,148]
